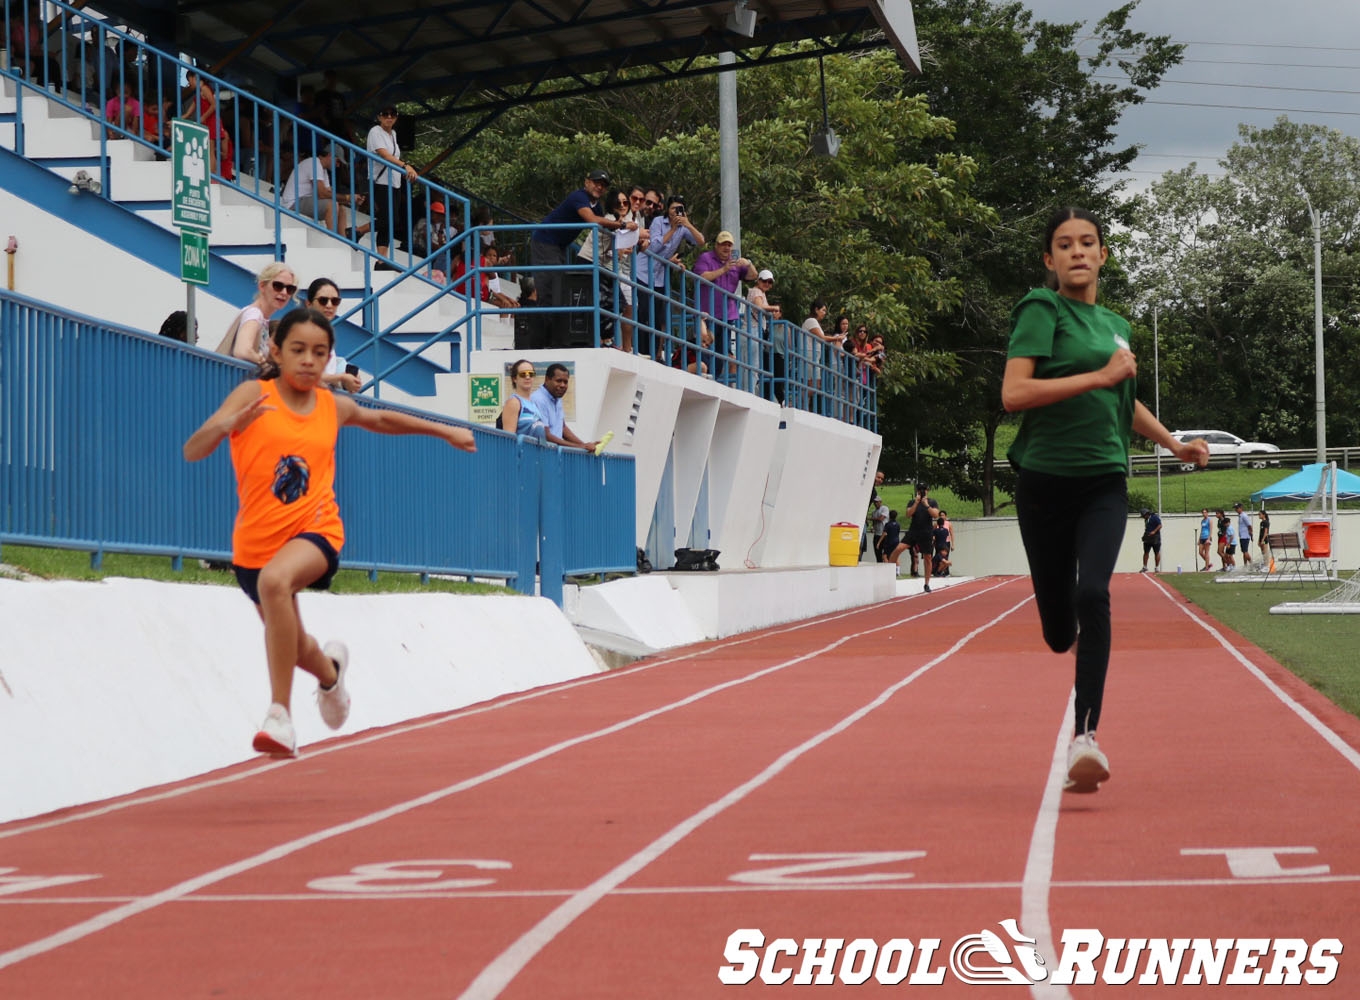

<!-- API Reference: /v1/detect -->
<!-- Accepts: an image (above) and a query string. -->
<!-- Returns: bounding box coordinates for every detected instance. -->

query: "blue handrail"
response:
[0,289,636,601]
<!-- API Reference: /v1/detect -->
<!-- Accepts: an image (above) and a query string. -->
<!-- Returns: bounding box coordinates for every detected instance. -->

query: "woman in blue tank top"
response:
[499,358,546,439]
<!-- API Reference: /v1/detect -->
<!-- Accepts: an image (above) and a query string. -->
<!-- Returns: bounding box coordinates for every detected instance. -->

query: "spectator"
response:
[184,72,233,181]
[1215,508,1228,571]
[366,105,418,263]
[314,70,349,141]
[870,494,888,562]
[158,310,193,343]
[800,299,840,399]
[768,301,788,403]
[1235,501,1253,568]
[865,333,886,379]
[1139,507,1162,573]
[411,200,449,275]
[104,80,141,139]
[747,269,777,397]
[483,246,520,310]
[878,509,901,564]
[692,230,757,384]
[280,143,349,232]
[636,194,704,359]
[608,187,650,354]
[530,363,600,452]
[1197,508,1213,571]
[1258,508,1271,557]
[672,317,715,375]
[528,169,633,345]
[905,484,939,590]
[216,262,298,363]
[931,516,952,577]
[305,278,362,392]
[498,359,546,439]
[1222,514,1237,572]
[575,187,623,346]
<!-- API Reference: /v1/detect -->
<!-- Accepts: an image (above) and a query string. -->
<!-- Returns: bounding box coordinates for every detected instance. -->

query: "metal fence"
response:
[0,290,636,603]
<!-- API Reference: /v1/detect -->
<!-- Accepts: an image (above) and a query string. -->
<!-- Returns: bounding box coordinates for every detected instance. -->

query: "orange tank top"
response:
[229,380,344,568]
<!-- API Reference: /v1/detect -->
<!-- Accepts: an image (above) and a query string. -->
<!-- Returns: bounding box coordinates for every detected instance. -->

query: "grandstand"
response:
[1,0,891,584]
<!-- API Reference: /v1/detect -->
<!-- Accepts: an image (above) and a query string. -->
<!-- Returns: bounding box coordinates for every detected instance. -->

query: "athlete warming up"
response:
[1001,207,1208,794]
[184,307,477,756]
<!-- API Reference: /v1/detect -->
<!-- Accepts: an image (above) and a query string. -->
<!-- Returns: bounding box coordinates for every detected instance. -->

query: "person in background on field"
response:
[305,278,362,392]
[870,493,889,563]
[530,362,600,452]
[931,515,952,578]
[1259,507,1271,560]
[1235,501,1253,568]
[878,509,901,566]
[1222,514,1237,572]
[1001,205,1208,795]
[1215,508,1229,571]
[905,484,938,590]
[498,358,546,439]
[1139,507,1162,573]
[183,307,476,756]
[1198,508,1213,571]
[222,262,297,363]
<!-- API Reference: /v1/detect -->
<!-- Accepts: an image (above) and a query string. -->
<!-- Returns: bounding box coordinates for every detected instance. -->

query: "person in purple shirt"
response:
[529,169,636,345]
[692,230,757,383]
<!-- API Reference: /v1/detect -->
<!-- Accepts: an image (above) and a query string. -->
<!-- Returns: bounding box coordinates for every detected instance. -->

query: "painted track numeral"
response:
[729,851,927,886]
[308,859,512,894]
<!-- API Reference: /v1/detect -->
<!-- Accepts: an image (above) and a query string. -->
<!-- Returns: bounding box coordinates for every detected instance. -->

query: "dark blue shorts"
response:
[233,533,341,605]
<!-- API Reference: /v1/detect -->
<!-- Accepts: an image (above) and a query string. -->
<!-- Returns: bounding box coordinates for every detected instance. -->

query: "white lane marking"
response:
[0,581,1018,971]
[456,594,1034,1000]
[1023,694,1076,1000]
[12,873,1360,906]
[0,579,1015,841]
[1146,574,1360,773]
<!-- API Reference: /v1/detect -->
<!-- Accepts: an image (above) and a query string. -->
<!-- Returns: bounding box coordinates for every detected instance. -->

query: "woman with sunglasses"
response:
[305,278,363,392]
[498,359,546,439]
[221,262,298,363]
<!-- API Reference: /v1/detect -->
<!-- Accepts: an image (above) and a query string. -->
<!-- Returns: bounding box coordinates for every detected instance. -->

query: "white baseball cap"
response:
[757,269,774,281]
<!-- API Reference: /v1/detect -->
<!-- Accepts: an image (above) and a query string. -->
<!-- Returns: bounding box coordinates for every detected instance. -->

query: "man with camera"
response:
[693,230,759,384]
[636,195,705,358]
[905,484,940,592]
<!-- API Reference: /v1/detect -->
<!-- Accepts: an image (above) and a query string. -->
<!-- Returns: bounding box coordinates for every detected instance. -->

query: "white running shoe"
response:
[252,703,297,757]
[1064,731,1110,794]
[316,640,351,730]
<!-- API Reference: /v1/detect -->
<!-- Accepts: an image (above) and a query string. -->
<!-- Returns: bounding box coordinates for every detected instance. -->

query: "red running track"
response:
[2,574,1359,997]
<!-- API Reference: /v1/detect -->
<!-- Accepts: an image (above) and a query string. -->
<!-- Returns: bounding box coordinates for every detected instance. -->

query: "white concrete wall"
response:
[951,510,1360,578]
[0,577,602,823]
[467,348,876,570]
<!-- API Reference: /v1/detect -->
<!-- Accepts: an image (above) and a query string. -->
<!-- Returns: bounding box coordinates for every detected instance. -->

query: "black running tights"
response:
[1015,468,1128,736]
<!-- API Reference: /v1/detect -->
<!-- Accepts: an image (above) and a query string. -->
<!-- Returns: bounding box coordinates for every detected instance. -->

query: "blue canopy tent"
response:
[1250,463,1360,503]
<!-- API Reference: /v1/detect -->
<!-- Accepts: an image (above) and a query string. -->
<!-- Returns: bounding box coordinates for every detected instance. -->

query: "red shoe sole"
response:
[252,731,297,757]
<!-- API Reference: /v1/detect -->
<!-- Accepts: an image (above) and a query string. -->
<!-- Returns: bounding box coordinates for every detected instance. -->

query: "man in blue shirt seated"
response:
[529,363,601,453]
[529,170,637,346]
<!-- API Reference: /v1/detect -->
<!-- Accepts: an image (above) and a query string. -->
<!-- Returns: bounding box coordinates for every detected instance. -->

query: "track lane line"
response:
[0,581,1019,971]
[1145,574,1360,773]
[0,579,1010,841]
[1023,692,1076,1000]
[457,593,1035,1000]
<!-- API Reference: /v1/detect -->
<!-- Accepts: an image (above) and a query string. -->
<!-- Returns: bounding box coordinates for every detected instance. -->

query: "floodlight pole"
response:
[1154,305,1161,513]
[718,51,740,248]
[1302,191,1326,463]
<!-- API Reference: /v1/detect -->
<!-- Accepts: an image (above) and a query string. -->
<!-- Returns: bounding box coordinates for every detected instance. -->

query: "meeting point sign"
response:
[718,922,1342,987]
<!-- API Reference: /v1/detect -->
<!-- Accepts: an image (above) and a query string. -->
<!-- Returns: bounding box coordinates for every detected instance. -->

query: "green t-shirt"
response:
[1006,288,1135,476]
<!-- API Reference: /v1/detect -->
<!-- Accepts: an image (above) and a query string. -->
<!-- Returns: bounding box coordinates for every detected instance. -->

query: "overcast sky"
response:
[1016,0,1360,191]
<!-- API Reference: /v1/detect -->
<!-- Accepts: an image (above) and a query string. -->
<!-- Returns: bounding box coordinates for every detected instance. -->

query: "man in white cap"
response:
[692,230,758,383]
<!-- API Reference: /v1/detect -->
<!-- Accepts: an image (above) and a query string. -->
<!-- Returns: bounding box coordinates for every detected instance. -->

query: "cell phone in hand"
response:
[345,363,360,376]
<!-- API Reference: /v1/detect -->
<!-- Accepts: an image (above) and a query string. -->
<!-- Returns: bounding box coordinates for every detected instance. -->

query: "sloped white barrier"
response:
[0,577,601,823]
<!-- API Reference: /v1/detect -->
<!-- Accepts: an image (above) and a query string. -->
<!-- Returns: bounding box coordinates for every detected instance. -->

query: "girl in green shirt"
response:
[1001,207,1208,794]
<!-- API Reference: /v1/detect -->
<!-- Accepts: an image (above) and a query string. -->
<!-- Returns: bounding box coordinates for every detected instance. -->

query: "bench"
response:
[1262,531,1329,587]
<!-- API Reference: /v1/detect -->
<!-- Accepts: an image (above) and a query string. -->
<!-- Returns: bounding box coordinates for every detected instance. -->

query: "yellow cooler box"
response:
[828,522,861,566]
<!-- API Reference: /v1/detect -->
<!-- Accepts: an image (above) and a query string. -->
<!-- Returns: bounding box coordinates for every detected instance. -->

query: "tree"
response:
[884,0,1182,512]
[1125,119,1360,448]
[414,48,991,387]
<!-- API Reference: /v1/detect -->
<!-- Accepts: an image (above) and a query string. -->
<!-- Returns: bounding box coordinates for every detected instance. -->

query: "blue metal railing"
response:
[0,290,636,601]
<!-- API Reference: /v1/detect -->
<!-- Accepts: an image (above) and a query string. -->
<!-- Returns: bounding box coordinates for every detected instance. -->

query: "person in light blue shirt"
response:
[634,195,704,358]
[498,359,546,440]
[1235,501,1253,568]
[529,363,599,452]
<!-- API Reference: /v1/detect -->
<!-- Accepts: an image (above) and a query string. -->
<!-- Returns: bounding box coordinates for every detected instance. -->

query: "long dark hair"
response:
[1042,207,1106,290]
[257,307,335,380]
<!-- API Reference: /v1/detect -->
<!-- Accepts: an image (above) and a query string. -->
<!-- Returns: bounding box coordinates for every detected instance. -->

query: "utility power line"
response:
[1097,75,1360,97]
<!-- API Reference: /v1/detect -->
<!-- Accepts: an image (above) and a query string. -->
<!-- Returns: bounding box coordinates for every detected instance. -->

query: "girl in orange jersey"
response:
[184,307,477,756]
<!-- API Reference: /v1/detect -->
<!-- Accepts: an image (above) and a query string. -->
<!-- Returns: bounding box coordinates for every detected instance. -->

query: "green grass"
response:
[0,543,511,596]
[1160,571,1360,720]
[877,466,1355,520]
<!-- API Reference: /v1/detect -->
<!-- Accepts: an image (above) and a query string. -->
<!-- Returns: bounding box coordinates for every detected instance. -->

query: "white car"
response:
[1156,430,1281,470]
